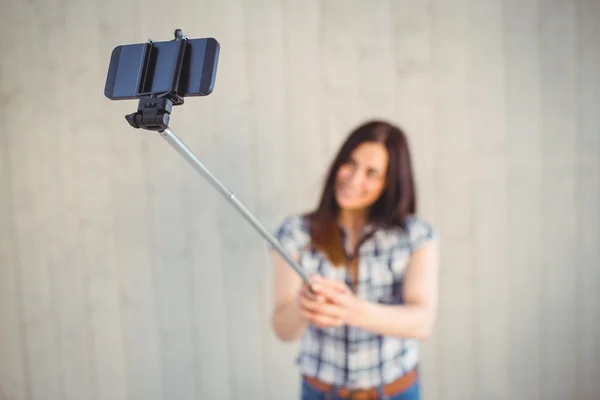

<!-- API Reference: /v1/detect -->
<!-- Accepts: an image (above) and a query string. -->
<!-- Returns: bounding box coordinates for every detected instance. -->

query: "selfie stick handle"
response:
[159,127,312,283]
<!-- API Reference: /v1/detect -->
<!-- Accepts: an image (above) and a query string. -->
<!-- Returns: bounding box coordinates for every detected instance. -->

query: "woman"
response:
[270,120,439,400]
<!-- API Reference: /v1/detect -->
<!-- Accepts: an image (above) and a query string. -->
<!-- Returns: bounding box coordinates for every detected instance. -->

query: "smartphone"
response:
[104,36,220,100]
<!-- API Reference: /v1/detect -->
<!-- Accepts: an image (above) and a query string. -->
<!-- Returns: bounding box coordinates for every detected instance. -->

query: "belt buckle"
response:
[347,389,368,400]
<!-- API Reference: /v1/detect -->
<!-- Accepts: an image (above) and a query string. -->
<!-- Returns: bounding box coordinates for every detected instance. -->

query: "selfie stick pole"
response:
[159,127,312,283]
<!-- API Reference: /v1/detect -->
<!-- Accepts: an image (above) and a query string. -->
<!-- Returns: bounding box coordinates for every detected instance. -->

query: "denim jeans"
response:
[300,378,421,400]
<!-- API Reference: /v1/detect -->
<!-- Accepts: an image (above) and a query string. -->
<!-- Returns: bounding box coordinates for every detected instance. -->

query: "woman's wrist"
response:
[347,297,370,327]
[272,297,308,341]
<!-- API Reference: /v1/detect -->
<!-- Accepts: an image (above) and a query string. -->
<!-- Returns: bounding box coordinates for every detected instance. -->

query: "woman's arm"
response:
[269,250,309,341]
[351,238,440,340]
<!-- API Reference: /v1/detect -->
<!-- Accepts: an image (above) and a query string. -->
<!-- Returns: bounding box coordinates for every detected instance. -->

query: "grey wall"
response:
[0,0,598,399]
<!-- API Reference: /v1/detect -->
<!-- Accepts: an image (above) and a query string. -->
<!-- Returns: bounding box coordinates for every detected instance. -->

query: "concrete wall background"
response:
[0,1,598,399]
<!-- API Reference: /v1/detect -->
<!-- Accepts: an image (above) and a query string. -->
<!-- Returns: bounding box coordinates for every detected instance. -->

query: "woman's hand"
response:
[298,275,363,329]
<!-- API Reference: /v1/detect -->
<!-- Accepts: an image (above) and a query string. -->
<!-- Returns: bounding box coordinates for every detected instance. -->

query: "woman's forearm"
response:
[271,299,308,342]
[350,300,436,341]
[348,239,439,341]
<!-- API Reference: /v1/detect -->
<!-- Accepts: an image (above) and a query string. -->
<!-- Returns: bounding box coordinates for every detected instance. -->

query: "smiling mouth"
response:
[338,186,360,199]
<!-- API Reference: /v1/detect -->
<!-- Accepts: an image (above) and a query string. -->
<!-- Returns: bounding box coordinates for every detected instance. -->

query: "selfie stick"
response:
[121,30,312,283]
[161,128,311,283]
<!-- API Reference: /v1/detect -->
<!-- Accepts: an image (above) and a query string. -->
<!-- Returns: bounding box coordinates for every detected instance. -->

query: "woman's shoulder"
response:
[272,212,312,255]
[402,214,438,250]
[274,212,311,235]
[375,214,437,252]
[403,214,436,234]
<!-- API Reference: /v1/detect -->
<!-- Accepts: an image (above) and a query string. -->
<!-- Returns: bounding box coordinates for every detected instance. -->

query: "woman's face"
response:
[334,142,388,211]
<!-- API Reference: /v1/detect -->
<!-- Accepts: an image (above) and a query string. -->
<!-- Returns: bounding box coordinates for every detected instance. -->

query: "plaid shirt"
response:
[274,214,436,389]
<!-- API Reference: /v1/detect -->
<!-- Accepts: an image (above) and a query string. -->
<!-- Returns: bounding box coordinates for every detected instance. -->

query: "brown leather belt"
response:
[303,368,418,400]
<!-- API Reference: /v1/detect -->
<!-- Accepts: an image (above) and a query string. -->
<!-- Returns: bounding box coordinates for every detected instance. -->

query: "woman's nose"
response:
[348,169,365,186]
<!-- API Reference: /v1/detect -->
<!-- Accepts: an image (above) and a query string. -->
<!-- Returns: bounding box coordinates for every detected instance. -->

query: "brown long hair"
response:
[307,120,417,266]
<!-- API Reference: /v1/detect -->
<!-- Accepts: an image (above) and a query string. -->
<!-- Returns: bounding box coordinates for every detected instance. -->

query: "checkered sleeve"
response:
[408,217,437,251]
[272,214,310,259]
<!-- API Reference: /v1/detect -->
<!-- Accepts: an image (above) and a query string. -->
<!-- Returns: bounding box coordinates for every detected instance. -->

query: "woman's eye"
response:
[368,168,383,179]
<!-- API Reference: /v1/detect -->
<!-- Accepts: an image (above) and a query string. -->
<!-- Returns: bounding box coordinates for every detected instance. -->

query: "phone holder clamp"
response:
[125,97,173,132]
